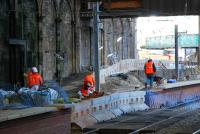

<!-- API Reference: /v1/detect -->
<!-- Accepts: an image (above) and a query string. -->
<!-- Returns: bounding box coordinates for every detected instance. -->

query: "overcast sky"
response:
[136,16,199,48]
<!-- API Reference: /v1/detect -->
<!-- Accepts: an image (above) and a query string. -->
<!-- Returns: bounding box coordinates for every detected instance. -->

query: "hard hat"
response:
[32,67,38,73]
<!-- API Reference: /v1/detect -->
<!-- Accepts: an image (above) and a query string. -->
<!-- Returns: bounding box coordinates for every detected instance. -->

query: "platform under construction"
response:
[1,0,200,134]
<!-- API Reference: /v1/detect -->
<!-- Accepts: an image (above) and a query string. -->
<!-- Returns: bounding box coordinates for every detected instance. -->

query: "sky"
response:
[136,16,199,49]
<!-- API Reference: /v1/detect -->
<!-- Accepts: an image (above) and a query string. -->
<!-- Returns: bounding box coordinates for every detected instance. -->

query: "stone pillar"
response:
[130,18,137,59]
[198,16,200,65]
[74,0,81,73]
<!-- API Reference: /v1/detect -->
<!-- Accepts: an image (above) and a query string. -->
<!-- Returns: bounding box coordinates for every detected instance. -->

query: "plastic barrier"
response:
[145,86,200,108]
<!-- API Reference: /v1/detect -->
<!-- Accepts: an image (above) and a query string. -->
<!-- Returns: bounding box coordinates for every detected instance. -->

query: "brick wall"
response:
[0,109,71,134]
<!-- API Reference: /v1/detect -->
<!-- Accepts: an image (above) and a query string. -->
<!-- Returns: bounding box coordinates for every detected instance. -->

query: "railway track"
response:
[83,98,200,134]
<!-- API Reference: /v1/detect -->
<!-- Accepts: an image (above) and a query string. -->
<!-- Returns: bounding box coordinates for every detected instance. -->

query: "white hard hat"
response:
[32,67,38,73]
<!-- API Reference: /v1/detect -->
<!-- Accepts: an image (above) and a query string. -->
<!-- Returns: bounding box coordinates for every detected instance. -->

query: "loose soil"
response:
[63,71,144,98]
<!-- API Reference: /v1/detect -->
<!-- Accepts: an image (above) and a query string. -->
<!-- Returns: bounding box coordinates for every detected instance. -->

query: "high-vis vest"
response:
[145,61,154,74]
[28,73,43,88]
[81,89,88,97]
[83,74,95,88]
[81,74,95,96]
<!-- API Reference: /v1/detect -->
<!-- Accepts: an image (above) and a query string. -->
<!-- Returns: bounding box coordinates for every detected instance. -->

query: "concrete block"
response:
[119,92,130,99]
[90,111,116,122]
[129,91,146,97]
[91,96,107,105]
[119,105,133,113]
[74,115,97,129]
[130,103,149,111]
[74,101,91,111]
[104,96,111,103]
[110,108,123,117]
[110,93,120,101]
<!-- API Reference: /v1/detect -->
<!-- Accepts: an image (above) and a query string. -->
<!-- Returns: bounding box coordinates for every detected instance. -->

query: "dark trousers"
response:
[145,74,154,87]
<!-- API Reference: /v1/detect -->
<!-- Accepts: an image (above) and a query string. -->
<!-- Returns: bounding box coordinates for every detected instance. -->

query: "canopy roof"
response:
[82,0,200,18]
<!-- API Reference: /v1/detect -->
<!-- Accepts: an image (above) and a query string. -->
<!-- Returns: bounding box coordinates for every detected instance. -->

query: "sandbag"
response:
[18,88,37,106]
[0,89,17,108]
[43,80,68,103]
[18,87,58,106]
[32,88,58,106]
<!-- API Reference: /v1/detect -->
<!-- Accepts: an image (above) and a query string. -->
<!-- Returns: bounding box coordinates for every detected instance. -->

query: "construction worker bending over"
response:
[24,67,43,90]
[81,71,95,97]
[78,68,104,99]
[144,59,156,88]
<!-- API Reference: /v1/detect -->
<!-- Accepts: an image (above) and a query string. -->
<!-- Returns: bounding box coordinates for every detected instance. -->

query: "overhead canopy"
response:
[102,0,142,9]
[82,0,200,18]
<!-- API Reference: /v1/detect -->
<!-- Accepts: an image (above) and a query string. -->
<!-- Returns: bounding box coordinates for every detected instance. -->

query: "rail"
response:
[129,97,200,134]
[193,129,200,134]
[83,97,200,134]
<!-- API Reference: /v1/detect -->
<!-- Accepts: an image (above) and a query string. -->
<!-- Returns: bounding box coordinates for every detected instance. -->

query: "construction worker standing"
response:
[25,67,43,90]
[144,59,156,88]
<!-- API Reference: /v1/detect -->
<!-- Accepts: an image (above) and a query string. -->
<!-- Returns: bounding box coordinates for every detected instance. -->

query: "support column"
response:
[175,25,179,80]
[9,0,16,84]
[198,16,200,65]
[132,18,137,59]
[93,2,100,91]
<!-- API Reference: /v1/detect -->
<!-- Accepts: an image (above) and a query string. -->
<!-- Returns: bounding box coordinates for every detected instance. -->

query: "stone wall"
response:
[38,0,79,81]
[0,0,138,84]
[0,0,9,83]
[101,18,136,66]
[19,0,38,69]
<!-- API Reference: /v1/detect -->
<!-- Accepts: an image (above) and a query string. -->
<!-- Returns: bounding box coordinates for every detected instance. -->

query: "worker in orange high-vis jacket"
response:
[24,67,43,90]
[81,71,95,97]
[144,59,156,88]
